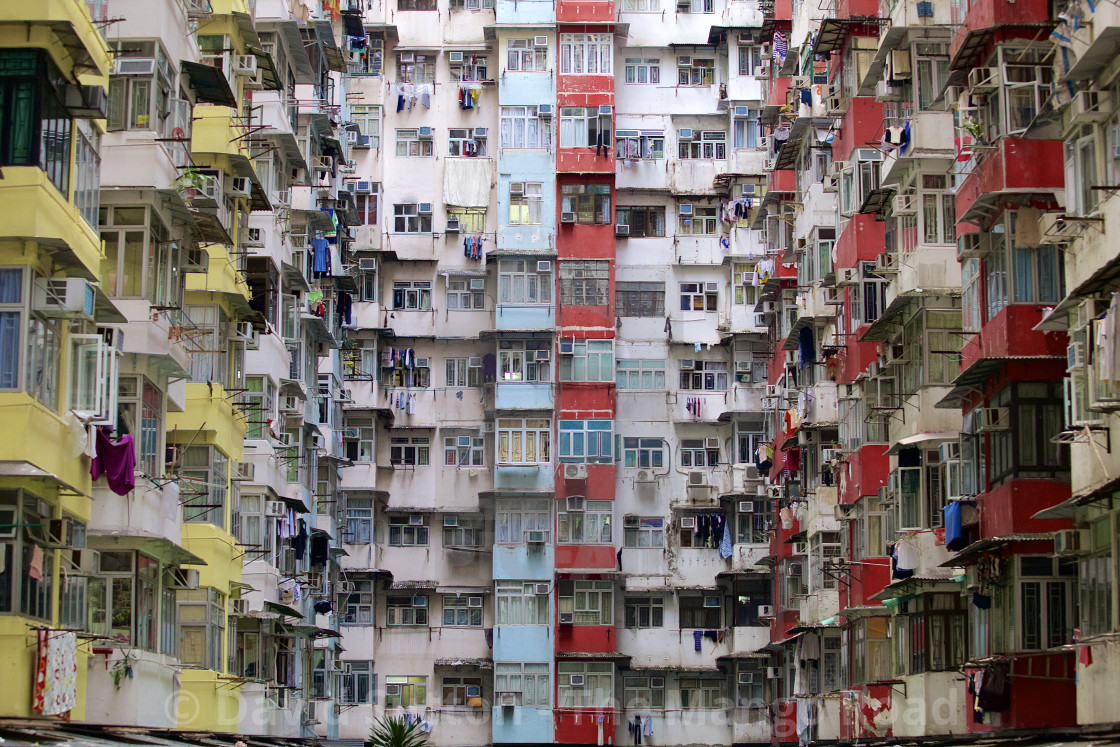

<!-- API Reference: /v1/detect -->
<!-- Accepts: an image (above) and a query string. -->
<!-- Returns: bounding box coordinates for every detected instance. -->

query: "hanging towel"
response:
[719,519,733,559]
[90,428,136,496]
[693,630,704,651]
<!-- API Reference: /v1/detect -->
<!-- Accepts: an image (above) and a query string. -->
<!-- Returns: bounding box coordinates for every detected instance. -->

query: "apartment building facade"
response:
[3,0,1120,746]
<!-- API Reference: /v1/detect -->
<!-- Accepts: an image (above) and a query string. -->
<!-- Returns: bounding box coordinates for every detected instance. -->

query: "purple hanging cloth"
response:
[90,428,136,496]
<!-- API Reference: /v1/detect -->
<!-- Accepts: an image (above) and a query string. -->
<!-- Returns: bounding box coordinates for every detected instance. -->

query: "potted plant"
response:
[174,166,215,204]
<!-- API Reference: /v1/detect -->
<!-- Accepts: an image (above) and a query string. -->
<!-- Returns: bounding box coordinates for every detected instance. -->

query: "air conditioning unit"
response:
[534,583,551,595]
[1071,90,1111,124]
[570,674,585,686]
[418,126,434,138]
[446,218,461,233]
[564,464,588,481]
[534,35,549,47]
[892,194,916,214]
[169,568,200,590]
[266,500,287,517]
[739,500,755,513]
[598,105,612,116]
[234,55,258,75]
[232,461,255,481]
[738,673,755,684]
[677,55,693,67]
[559,612,574,624]
[72,548,100,575]
[566,496,586,512]
[635,469,655,483]
[789,562,803,576]
[231,598,249,615]
[32,277,96,320]
[449,51,465,63]
[474,127,488,138]
[418,202,433,214]
[1054,528,1083,556]
[538,103,553,117]
[273,190,291,207]
[1068,341,1086,371]
[980,407,1010,431]
[615,223,630,237]
[679,203,694,216]
[757,604,774,617]
[680,516,697,529]
[756,61,770,78]
[526,530,547,544]
[766,667,781,678]
[821,448,840,465]
[968,66,999,91]
[560,211,576,223]
[498,692,518,707]
[678,127,694,140]
[44,517,71,548]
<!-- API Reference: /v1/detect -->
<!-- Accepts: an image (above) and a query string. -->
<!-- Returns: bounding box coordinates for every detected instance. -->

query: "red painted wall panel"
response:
[555,709,616,743]
[954,139,1063,229]
[834,213,885,268]
[554,464,616,498]
[979,479,1071,537]
[555,544,618,570]
[830,98,884,164]
[960,304,1068,371]
[963,653,1076,733]
[555,623,616,651]
[949,0,1052,61]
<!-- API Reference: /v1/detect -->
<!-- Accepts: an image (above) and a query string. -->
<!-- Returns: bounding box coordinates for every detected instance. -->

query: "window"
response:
[615,208,666,238]
[390,437,430,466]
[392,280,432,309]
[559,109,612,149]
[498,259,553,305]
[184,305,229,386]
[99,204,180,305]
[987,382,1067,486]
[87,551,161,649]
[624,518,665,548]
[397,52,436,83]
[398,0,437,8]
[395,129,434,157]
[616,282,665,316]
[341,580,375,624]
[624,597,665,629]
[558,662,614,707]
[443,596,483,627]
[500,108,549,149]
[624,58,660,83]
[679,360,728,390]
[808,531,842,591]
[498,339,551,382]
[680,439,719,466]
[617,360,666,390]
[679,132,726,159]
[615,131,665,160]
[733,263,759,308]
[919,175,956,245]
[449,128,486,157]
[242,376,274,440]
[496,662,550,705]
[1079,515,1114,636]
[560,580,613,624]
[382,354,430,388]
[116,375,162,478]
[893,593,965,675]
[851,616,891,684]
[447,277,486,309]
[180,446,228,528]
[344,418,376,463]
[560,261,610,304]
[449,56,488,82]
[178,588,225,670]
[622,437,664,468]
[680,595,721,628]
[107,41,173,132]
[385,676,428,708]
[1016,556,1075,650]
[558,499,613,543]
[559,34,613,74]
[680,678,723,709]
[444,434,486,466]
[0,50,73,196]
[497,580,550,624]
[497,418,550,464]
[852,262,887,326]
[507,39,548,72]
[509,182,544,223]
[560,184,612,224]
[388,515,429,547]
[560,341,614,382]
[737,45,763,76]
[677,58,715,86]
[340,661,374,703]
[442,515,484,547]
[446,358,483,388]
[678,207,719,235]
[623,0,663,7]
[235,494,275,557]
[737,510,767,544]
[679,0,714,10]
[351,105,382,148]
[387,595,429,625]
[624,676,666,708]
[495,499,551,544]
[559,421,613,463]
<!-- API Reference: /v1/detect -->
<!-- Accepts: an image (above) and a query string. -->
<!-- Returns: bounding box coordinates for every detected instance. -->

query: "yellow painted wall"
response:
[166,382,247,462]
[0,393,94,498]
[0,616,90,720]
[177,668,241,732]
[185,245,252,301]
[0,0,112,79]
[0,169,104,278]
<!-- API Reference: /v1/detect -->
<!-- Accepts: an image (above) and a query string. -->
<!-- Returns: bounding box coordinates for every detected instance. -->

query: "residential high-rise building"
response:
[1,0,1119,745]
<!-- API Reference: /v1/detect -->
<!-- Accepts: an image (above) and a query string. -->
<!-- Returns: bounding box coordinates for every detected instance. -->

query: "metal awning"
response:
[868,574,962,601]
[859,186,895,216]
[180,61,237,108]
[265,601,304,619]
[885,432,959,456]
[314,21,348,72]
[939,533,1053,567]
[341,12,366,38]
[85,530,207,566]
[1036,249,1120,332]
[189,209,234,246]
[812,17,883,57]
[859,290,961,343]
[936,355,1062,409]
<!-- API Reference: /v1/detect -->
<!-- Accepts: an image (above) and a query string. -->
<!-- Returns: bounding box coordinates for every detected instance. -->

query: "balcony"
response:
[0,393,93,497]
[672,391,729,423]
[950,0,1052,66]
[191,106,250,160]
[2,0,112,78]
[492,704,555,744]
[0,167,103,277]
[556,709,616,745]
[878,111,956,187]
[495,0,556,23]
[186,244,251,302]
[493,543,555,580]
[729,542,772,572]
[85,648,181,728]
[166,382,246,462]
[670,159,725,196]
[959,304,1068,371]
[557,148,616,174]
[495,463,554,492]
